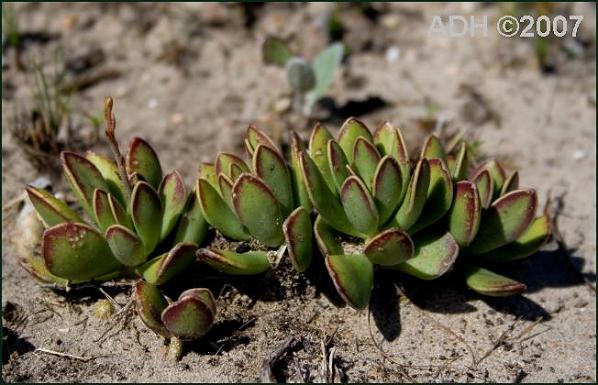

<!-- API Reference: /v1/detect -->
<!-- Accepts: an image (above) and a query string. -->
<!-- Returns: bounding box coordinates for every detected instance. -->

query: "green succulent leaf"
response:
[127,137,163,189]
[215,153,249,179]
[232,173,285,247]
[289,130,312,211]
[327,139,350,192]
[253,144,294,216]
[286,57,316,93]
[26,186,83,227]
[337,117,372,163]
[472,169,494,209]
[246,124,282,157]
[394,159,430,231]
[472,160,506,199]
[137,243,197,285]
[217,174,234,208]
[107,193,133,230]
[340,176,378,237]
[161,289,215,340]
[21,253,71,286]
[263,36,293,66]
[299,151,356,236]
[466,189,537,255]
[449,142,469,181]
[85,151,126,205]
[134,280,170,338]
[42,222,122,281]
[61,151,110,218]
[463,265,526,296]
[372,121,395,156]
[313,215,343,256]
[180,288,217,316]
[309,123,337,194]
[448,181,481,247]
[196,178,250,241]
[283,207,313,272]
[199,163,219,191]
[197,248,271,275]
[93,189,118,232]
[326,254,374,310]
[305,42,344,110]
[478,215,551,263]
[410,159,453,234]
[131,181,162,255]
[500,171,519,197]
[352,136,381,189]
[371,157,402,225]
[159,171,188,240]
[105,224,146,266]
[421,135,447,162]
[391,232,459,280]
[174,192,209,246]
[364,228,414,266]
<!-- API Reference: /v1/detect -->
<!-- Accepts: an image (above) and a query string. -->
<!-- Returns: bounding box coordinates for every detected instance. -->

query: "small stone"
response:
[171,113,184,125]
[385,46,401,62]
[147,98,158,109]
[572,149,586,161]
[274,97,291,113]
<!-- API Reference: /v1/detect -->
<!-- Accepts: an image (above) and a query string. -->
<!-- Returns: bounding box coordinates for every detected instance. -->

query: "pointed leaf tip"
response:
[127,137,163,189]
[464,265,526,296]
[326,254,374,310]
[197,248,271,275]
[26,186,83,227]
[448,181,481,247]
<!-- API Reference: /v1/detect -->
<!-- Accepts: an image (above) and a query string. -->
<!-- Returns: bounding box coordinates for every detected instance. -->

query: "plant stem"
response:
[104,96,132,202]
[167,336,183,361]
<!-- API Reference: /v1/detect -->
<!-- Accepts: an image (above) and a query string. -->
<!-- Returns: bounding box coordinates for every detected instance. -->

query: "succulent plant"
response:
[290,118,551,309]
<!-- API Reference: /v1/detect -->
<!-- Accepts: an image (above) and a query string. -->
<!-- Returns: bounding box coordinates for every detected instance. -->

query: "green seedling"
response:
[263,36,344,116]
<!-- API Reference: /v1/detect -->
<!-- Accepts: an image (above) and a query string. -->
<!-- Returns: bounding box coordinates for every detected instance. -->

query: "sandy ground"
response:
[2,3,596,382]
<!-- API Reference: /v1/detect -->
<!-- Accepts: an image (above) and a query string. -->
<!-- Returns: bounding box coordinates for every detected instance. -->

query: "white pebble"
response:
[385,46,401,63]
[572,149,586,161]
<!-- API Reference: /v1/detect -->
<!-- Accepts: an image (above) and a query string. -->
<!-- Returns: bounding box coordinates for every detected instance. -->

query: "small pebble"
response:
[385,46,401,62]
[572,149,586,161]
[171,113,184,125]
[147,98,158,109]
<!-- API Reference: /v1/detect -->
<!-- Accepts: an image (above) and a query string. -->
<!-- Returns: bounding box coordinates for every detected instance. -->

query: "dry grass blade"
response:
[260,336,302,383]
[34,347,93,362]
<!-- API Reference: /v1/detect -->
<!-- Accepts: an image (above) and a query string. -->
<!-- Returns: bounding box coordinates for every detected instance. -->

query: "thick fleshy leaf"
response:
[85,151,126,205]
[372,121,395,156]
[337,117,372,163]
[196,178,250,241]
[263,36,293,66]
[327,139,350,192]
[352,137,381,189]
[93,189,117,232]
[472,169,494,209]
[254,144,294,216]
[309,123,337,194]
[246,124,281,157]
[340,176,378,237]
[467,189,537,255]
[326,254,374,310]
[421,135,447,162]
[364,228,413,266]
[42,222,122,281]
[108,193,133,230]
[197,248,271,275]
[21,253,71,286]
[180,288,217,316]
[105,224,146,266]
[500,171,519,197]
[391,232,458,280]
[218,174,234,208]
[131,181,162,254]
[135,280,170,337]
[478,215,551,263]
[61,151,110,217]
[232,173,284,247]
[448,181,481,247]
[137,243,197,285]
[174,193,209,245]
[283,207,313,272]
[26,186,82,227]
[305,42,344,109]
[229,163,244,181]
[372,156,402,224]
[162,291,215,340]
[394,159,430,231]
[215,153,249,179]
[313,215,343,256]
[463,265,526,296]
[450,142,468,181]
[159,171,188,240]
[199,163,219,191]
[299,151,356,236]
[289,131,312,211]
[471,160,505,199]
[410,159,453,233]
[127,137,163,189]
[286,57,316,92]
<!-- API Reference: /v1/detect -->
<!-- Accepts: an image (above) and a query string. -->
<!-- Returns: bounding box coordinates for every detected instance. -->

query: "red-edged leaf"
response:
[127,137,163,189]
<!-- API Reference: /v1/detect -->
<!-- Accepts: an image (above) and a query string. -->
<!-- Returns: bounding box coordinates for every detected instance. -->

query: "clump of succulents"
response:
[23,97,216,353]
[293,118,551,309]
